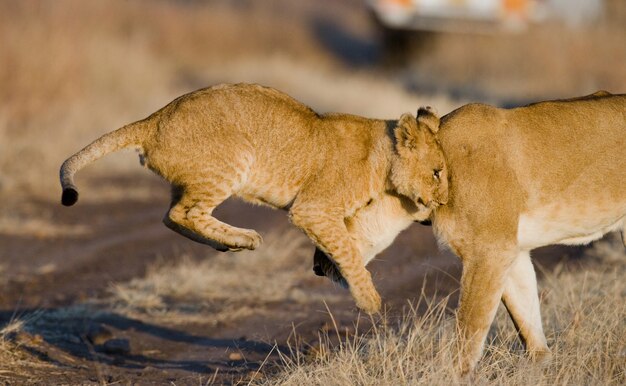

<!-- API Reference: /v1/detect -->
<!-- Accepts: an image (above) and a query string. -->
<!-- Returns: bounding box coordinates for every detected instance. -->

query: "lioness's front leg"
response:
[289,204,381,314]
[456,245,517,375]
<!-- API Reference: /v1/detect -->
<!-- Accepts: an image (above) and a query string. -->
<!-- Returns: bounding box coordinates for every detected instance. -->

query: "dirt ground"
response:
[0,0,624,384]
[0,174,590,384]
[0,174,456,383]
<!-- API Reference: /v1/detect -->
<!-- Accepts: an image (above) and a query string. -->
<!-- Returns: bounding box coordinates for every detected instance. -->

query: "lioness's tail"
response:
[60,118,153,206]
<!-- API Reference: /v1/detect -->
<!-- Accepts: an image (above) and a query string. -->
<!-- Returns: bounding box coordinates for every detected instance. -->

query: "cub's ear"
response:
[417,106,440,134]
[394,113,420,150]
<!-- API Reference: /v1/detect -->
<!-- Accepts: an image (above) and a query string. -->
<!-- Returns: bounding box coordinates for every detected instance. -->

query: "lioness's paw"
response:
[529,348,552,366]
[458,359,475,379]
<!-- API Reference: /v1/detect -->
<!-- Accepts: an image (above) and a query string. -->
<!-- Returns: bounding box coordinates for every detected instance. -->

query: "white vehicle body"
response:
[368,0,604,33]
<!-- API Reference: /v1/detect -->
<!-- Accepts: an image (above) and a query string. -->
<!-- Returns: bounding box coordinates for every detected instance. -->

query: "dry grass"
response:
[0,215,90,239]
[0,316,55,382]
[109,228,342,325]
[260,236,626,385]
[1,237,622,384]
[1,0,624,383]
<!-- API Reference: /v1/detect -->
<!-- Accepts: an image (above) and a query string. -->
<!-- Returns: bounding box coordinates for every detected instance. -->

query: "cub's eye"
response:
[433,169,441,180]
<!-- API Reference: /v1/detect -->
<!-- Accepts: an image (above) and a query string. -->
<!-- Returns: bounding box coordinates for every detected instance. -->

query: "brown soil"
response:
[0,175,592,384]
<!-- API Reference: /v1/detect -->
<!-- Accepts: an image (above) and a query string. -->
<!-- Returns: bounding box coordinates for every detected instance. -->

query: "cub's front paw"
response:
[355,288,382,315]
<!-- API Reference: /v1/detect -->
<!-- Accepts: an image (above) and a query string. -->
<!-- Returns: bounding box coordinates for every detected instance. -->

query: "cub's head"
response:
[390,107,448,220]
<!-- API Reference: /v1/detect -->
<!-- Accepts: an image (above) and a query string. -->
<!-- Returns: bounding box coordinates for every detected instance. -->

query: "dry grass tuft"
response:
[0,316,55,382]
[260,236,626,385]
[110,228,341,324]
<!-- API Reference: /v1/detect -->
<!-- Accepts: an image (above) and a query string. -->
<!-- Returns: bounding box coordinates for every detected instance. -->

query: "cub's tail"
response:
[60,118,153,206]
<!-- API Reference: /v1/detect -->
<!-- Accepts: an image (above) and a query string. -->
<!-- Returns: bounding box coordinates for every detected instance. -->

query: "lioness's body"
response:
[60,83,445,314]
[432,92,626,373]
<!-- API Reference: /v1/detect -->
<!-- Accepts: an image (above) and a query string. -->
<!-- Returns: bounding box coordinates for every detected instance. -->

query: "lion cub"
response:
[59,83,447,314]
[428,91,624,374]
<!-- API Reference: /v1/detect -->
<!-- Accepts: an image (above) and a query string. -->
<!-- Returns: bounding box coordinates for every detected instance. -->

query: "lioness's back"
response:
[439,94,625,179]
[436,93,625,231]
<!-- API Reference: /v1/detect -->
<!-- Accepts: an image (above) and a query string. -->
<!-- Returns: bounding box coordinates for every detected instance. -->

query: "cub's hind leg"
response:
[165,183,262,251]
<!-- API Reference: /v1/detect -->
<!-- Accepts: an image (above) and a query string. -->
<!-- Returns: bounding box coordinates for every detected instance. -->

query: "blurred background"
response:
[0,0,624,383]
[1,0,625,196]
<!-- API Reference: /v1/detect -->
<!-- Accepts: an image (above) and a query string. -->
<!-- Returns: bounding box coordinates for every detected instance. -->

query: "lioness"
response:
[315,91,625,374]
[436,92,625,374]
[59,83,448,314]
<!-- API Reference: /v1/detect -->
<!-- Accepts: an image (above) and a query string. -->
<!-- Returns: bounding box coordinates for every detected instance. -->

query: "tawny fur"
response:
[433,91,625,374]
[59,83,447,314]
[315,91,625,374]
[313,107,448,283]
[313,191,423,287]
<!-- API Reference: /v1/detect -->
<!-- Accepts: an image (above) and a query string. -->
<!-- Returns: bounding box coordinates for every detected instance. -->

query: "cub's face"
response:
[391,109,448,220]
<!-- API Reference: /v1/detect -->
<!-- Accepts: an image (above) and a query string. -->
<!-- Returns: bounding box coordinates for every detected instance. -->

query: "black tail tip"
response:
[62,188,79,206]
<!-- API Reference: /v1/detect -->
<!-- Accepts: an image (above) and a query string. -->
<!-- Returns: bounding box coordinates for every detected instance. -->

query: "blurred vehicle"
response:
[368,0,604,33]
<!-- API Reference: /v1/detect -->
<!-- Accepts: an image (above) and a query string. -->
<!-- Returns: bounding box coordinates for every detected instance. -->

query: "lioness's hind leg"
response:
[165,186,262,251]
[501,251,551,362]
